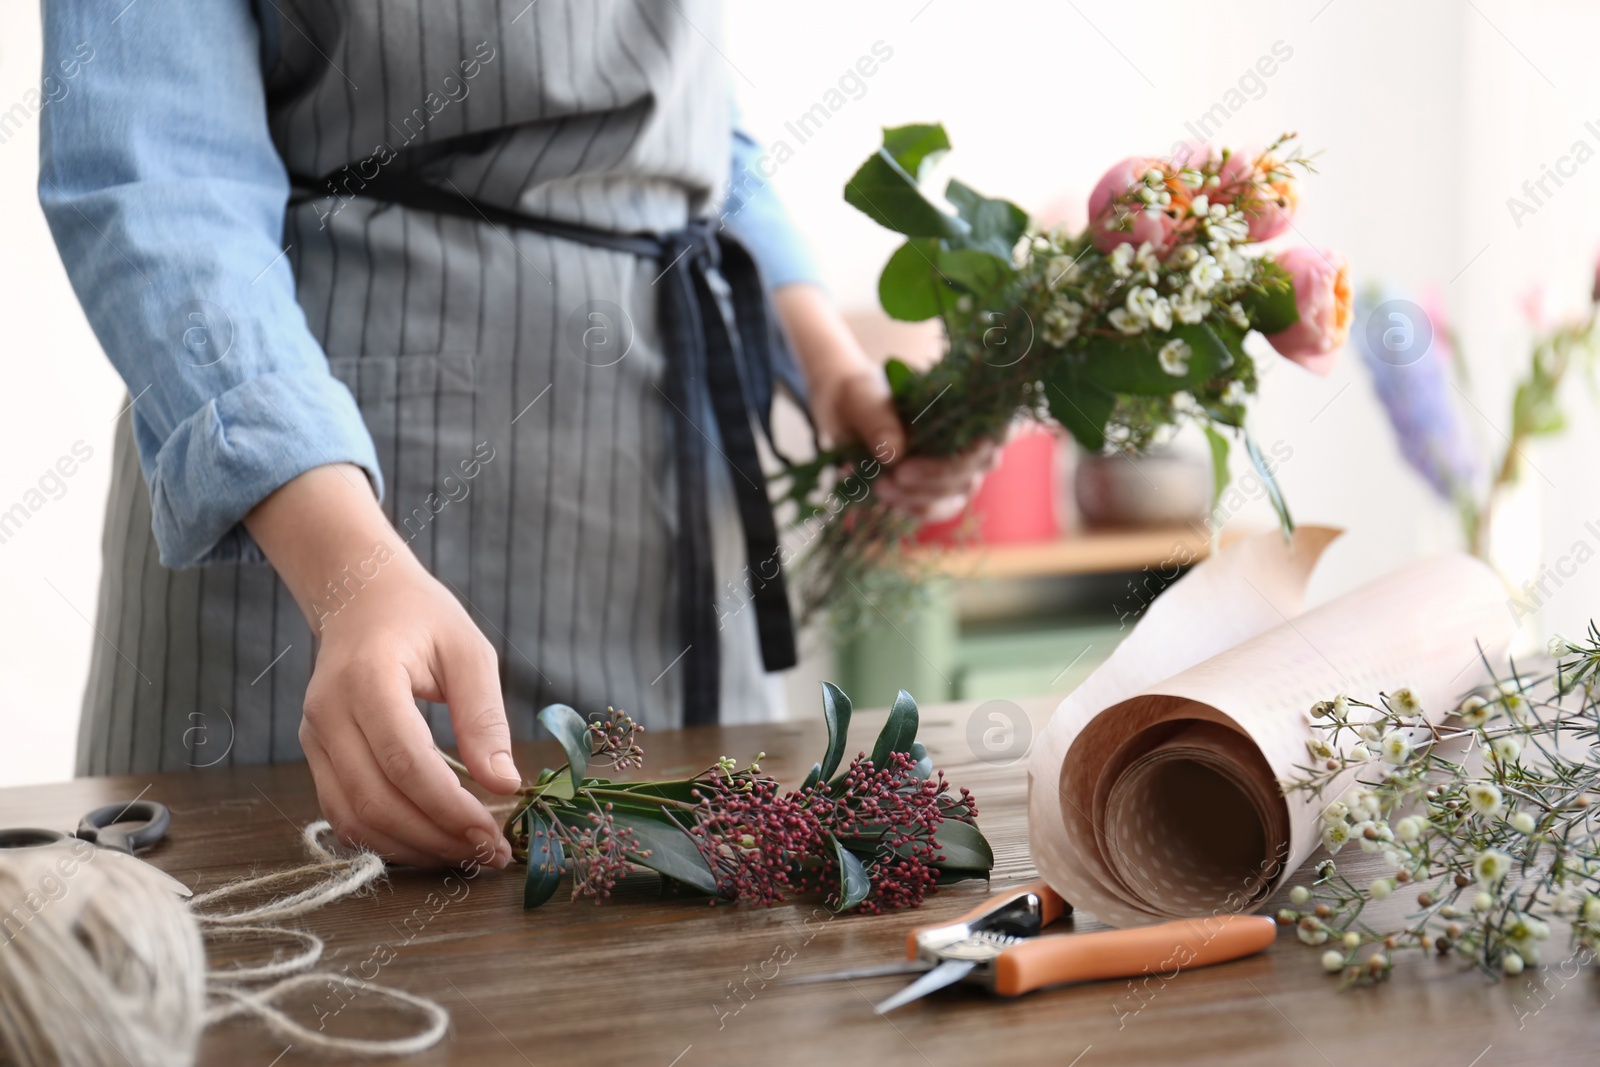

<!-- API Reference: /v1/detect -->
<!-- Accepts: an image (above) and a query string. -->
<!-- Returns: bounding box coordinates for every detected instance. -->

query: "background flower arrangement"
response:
[444,684,993,913]
[785,125,1352,625]
[1281,632,1600,986]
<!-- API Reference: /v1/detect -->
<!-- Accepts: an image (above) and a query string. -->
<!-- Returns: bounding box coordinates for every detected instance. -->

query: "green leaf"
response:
[935,246,1014,300]
[604,779,706,806]
[934,867,992,887]
[845,125,968,239]
[1202,424,1231,508]
[881,123,952,179]
[1245,433,1294,535]
[1240,261,1300,335]
[522,808,564,909]
[908,741,933,780]
[1044,367,1116,452]
[830,836,872,912]
[944,178,1029,260]
[878,239,948,321]
[610,808,718,896]
[537,703,593,781]
[540,769,576,801]
[884,357,917,400]
[819,682,854,781]
[801,762,823,791]
[1081,322,1234,396]
[870,689,919,767]
[932,819,995,872]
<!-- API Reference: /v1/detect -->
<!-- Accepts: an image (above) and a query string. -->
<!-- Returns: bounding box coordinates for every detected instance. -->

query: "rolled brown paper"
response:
[1027,527,1514,927]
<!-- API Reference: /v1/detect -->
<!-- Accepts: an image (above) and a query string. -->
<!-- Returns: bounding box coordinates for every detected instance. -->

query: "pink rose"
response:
[1088,156,1175,252]
[1265,247,1352,376]
[1213,148,1297,241]
[1246,164,1299,241]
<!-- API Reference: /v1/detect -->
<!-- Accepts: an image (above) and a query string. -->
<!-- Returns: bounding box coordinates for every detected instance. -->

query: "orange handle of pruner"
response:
[991,914,1277,997]
[904,880,1068,960]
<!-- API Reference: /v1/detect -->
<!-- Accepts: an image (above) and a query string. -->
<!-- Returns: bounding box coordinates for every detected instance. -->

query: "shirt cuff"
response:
[147,370,383,567]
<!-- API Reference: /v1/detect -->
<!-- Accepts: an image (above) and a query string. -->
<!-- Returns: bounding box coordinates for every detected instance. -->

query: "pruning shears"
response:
[789,880,1276,1013]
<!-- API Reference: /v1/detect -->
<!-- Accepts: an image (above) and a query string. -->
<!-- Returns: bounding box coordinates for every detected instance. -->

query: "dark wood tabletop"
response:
[5,697,1595,1067]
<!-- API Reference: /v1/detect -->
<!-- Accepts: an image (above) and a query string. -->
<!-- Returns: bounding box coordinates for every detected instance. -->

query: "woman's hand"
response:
[245,464,517,869]
[774,284,999,523]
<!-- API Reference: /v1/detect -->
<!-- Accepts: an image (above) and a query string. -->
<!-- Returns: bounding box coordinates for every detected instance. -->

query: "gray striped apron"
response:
[77,0,790,776]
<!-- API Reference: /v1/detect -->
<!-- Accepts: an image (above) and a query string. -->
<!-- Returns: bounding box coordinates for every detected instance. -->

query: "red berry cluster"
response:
[588,707,646,771]
[560,802,643,904]
[687,750,978,913]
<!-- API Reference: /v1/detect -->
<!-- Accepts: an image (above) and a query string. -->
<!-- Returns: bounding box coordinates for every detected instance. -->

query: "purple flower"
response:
[1355,289,1484,504]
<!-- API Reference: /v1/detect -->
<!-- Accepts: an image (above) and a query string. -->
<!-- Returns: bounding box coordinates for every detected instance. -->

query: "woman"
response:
[39,1,991,868]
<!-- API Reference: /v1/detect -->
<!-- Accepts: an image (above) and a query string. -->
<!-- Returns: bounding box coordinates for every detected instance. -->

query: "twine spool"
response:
[0,841,204,1065]
[0,821,447,1066]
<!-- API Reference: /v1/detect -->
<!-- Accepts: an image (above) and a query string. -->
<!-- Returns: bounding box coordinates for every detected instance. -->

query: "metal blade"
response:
[785,961,931,985]
[873,960,976,1014]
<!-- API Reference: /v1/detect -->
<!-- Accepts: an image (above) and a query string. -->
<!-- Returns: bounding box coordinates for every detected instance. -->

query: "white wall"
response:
[2,1,1597,785]
[0,11,127,786]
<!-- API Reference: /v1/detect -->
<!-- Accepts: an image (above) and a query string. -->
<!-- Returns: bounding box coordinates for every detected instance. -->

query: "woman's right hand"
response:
[244,464,518,868]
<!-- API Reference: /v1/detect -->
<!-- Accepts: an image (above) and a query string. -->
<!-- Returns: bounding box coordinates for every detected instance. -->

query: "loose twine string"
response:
[0,820,449,1065]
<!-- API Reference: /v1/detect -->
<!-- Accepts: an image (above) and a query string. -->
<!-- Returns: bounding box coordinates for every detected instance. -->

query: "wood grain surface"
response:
[3,698,1594,1066]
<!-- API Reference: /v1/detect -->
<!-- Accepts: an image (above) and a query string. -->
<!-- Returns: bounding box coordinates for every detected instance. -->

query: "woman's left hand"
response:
[774,283,999,524]
[810,363,999,523]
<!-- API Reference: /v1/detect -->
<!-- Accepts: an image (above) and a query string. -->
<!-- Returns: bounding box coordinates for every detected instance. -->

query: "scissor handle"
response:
[0,828,71,850]
[905,879,1069,960]
[992,914,1277,997]
[77,801,170,854]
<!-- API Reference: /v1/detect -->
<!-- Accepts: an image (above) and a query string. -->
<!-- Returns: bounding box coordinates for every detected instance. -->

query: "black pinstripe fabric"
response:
[76,0,779,775]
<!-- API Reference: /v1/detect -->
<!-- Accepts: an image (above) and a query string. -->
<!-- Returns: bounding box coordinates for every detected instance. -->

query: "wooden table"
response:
[5,698,1594,1066]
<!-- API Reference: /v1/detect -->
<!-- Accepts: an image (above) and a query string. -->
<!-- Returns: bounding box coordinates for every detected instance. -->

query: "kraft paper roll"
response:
[1026,527,1514,928]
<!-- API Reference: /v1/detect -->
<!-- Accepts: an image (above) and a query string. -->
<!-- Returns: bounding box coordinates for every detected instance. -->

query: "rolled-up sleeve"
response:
[722,126,824,292]
[38,0,382,568]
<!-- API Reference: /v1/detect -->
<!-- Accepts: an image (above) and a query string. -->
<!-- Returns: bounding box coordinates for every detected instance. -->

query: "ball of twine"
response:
[0,821,447,1066]
[0,841,203,1066]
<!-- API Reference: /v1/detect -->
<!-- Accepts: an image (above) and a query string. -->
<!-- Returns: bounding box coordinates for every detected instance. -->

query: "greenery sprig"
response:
[1280,626,1600,986]
[444,685,994,913]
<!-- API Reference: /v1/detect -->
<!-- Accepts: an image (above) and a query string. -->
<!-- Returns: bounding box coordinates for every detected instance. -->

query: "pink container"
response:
[915,428,1060,547]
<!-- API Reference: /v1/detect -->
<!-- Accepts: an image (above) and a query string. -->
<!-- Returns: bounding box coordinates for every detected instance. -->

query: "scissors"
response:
[0,799,191,897]
[790,880,1276,1013]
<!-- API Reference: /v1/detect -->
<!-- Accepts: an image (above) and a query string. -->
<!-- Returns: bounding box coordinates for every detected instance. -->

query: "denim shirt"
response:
[37,0,820,568]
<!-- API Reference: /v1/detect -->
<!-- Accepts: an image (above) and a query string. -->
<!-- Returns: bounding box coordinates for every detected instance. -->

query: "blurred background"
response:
[3,0,1599,785]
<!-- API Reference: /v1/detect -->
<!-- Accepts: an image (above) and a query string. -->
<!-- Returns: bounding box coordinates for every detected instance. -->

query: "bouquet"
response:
[1282,630,1600,986]
[446,685,994,913]
[785,125,1351,624]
